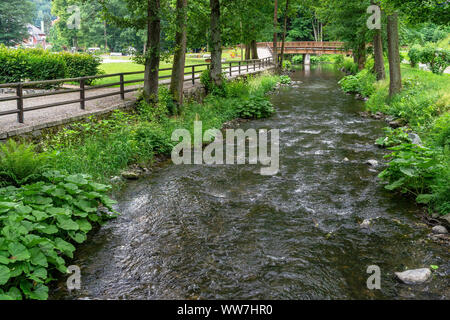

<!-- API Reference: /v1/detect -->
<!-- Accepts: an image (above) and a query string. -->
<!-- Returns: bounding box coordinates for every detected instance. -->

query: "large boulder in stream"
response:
[395,268,431,284]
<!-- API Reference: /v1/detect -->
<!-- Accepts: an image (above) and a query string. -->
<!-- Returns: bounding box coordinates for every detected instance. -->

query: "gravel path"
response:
[0,64,273,138]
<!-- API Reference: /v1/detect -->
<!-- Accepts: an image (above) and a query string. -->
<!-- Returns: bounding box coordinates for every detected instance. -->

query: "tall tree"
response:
[209,0,222,87]
[387,12,401,97]
[0,0,34,46]
[170,0,188,109]
[144,0,161,102]
[273,0,278,67]
[279,0,290,68]
[373,27,385,80]
[100,0,161,103]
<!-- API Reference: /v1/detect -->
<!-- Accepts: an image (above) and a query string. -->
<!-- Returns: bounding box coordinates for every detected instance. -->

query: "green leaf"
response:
[74,199,98,213]
[0,265,11,285]
[385,178,406,191]
[32,210,48,221]
[8,242,30,261]
[56,216,79,231]
[29,284,48,300]
[65,175,89,186]
[54,238,75,258]
[76,219,92,233]
[430,265,439,270]
[30,248,48,267]
[399,167,416,177]
[68,232,87,244]
[416,194,433,204]
[6,287,22,300]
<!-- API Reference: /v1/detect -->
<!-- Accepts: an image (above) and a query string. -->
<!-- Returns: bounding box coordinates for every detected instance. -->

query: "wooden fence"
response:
[0,57,273,124]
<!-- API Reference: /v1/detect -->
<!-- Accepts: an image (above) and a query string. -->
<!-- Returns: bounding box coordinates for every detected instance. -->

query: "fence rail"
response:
[0,57,273,124]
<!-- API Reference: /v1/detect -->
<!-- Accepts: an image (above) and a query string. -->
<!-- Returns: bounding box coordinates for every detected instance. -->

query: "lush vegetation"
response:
[0,73,284,299]
[0,140,116,300]
[339,60,450,216]
[0,46,101,85]
[408,44,450,74]
[41,74,282,182]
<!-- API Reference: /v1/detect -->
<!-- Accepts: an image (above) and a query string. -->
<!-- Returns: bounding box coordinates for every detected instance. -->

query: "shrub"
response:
[378,143,439,197]
[235,95,275,119]
[0,47,101,86]
[292,55,303,64]
[200,69,227,96]
[58,52,102,84]
[338,69,375,97]
[375,127,412,148]
[408,45,422,68]
[0,141,52,187]
[134,123,174,155]
[0,46,65,85]
[419,44,450,74]
[279,75,291,85]
[27,53,66,86]
[282,60,292,70]
[0,171,116,300]
[225,78,250,98]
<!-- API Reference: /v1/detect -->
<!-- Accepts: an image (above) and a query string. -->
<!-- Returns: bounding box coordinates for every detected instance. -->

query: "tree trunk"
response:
[245,42,251,60]
[210,0,222,87]
[144,0,161,104]
[373,28,385,80]
[279,0,289,68]
[251,40,259,59]
[387,12,402,97]
[273,0,278,68]
[356,41,366,71]
[170,0,188,109]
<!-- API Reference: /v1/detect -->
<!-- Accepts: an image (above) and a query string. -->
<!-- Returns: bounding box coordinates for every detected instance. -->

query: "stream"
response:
[52,65,449,300]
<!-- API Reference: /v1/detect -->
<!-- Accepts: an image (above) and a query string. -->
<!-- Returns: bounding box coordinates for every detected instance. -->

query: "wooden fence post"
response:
[17,84,24,123]
[120,74,125,100]
[192,66,195,84]
[229,62,232,77]
[80,78,85,110]
[239,61,241,74]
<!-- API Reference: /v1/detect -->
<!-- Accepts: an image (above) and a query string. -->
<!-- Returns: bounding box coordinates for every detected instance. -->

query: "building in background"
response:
[23,22,46,49]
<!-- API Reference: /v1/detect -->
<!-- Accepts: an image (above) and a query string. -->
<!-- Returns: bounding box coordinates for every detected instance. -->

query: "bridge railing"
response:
[0,57,273,124]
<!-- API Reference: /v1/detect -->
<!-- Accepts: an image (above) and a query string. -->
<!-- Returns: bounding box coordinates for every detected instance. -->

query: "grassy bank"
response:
[339,62,450,217]
[0,72,282,300]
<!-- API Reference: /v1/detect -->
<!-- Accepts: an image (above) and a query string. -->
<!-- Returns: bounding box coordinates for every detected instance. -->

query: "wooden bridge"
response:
[257,41,352,55]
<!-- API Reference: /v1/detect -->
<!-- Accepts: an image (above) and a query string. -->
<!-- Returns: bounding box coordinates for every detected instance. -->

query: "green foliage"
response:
[279,75,291,85]
[0,171,116,300]
[375,127,412,148]
[419,44,450,75]
[235,95,274,119]
[379,144,439,196]
[378,143,449,215]
[292,55,304,64]
[0,46,65,85]
[41,74,280,182]
[338,69,375,97]
[282,60,292,70]
[0,47,101,85]
[0,0,34,46]
[58,52,102,84]
[200,69,227,96]
[0,140,52,188]
[408,45,422,68]
[334,56,358,75]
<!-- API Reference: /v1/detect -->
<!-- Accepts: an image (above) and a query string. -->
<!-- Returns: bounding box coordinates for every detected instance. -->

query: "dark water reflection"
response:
[53,65,449,300]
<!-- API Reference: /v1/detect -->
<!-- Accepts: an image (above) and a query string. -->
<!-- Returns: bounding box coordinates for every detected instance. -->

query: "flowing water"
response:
[53,65,449,300]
